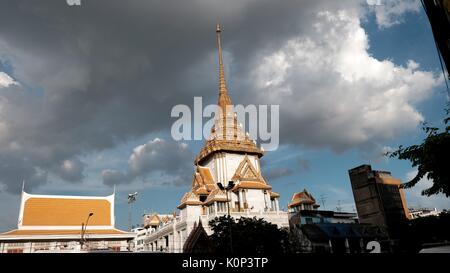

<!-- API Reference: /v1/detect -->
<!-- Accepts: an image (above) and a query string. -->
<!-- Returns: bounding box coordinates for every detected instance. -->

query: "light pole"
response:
[128,192,138,231]
[217,180,235,253]
[80,212,94,250]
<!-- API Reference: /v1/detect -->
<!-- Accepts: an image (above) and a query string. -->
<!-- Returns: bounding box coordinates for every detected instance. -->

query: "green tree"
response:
[389,109,450,197]
[208,216,293,254]
[398,211,450,253]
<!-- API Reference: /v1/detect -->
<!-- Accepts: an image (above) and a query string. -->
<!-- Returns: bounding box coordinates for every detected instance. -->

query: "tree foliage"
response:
[389,109,450,197]
[208,216,295,254]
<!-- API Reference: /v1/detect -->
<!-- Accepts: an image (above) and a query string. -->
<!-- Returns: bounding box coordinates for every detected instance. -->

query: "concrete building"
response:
[298,223,389,253]
[288,189,357,227]
[287,189,388,253]
[409,207,442,219]
[135,24,288,253]
[0,190,134,253]
[348,164,410,231]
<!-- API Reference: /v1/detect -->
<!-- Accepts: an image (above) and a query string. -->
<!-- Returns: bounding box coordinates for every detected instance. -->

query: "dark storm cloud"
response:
[0,0,437,193]
[0,0,325,193]
[264,167,294,181]
[52,157,85,183]
[102,169,127,186]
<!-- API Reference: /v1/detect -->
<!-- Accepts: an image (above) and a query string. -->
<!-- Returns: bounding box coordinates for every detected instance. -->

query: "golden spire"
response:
[216,23,232,111]
[194,24,264,165]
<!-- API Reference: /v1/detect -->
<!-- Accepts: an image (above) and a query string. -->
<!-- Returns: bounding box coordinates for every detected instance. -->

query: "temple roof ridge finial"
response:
[216,22,232,111]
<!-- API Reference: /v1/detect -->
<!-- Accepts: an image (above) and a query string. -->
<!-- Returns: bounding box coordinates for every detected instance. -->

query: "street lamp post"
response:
[217,180,235,254]
[80,212,94,250]
[128,192,138,231]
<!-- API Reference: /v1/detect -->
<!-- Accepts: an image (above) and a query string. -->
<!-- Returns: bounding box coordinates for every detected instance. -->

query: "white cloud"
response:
[371,0,421,28]
[0,71,17,88]
[404,169,449,210]
[103,138,193,187]
[128,138,192,176]
[251,9,442,151]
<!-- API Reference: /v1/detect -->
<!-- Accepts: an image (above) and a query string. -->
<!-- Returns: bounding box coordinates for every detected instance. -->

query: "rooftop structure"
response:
[0,190,134,253]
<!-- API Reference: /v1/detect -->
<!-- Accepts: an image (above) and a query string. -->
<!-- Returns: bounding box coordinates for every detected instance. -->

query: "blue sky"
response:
[0,1,449,232]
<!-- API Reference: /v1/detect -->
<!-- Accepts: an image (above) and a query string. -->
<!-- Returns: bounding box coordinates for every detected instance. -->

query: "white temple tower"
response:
[139,24,288,253]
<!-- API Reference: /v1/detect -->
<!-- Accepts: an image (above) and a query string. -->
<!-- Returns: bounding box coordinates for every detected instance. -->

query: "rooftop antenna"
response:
[22,180,25,192]
[319,194,327,210]
[336,200,343,212]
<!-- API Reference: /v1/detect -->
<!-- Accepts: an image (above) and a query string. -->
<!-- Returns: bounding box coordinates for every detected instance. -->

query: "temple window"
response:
[217,201,227,212]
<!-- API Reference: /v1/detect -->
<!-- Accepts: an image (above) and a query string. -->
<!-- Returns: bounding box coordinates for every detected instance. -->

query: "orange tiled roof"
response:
[146,214,161,226]
[22,197,111,226]
[204,188,228,205]
[177,200,203,209]
[232,181,272,190]
[288,190,317,208]
[269,191,280,198]
[198,166,215,185]
[194,187,209,195]
[195,140,263,165]
[191,166,218,195]
[177,191,203,209]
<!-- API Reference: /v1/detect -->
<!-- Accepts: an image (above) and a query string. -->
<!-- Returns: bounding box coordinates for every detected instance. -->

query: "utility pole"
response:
[320,194,327,210]
[217,180,235,254]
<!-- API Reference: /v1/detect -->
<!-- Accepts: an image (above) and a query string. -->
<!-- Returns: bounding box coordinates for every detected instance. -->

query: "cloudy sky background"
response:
[0,0,448,231]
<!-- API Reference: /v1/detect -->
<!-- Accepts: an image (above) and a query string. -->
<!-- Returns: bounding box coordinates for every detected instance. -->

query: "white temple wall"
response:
[203,153,262,186]
[245,189,267,212]
[224,153,244,183]
[185,205,201,224]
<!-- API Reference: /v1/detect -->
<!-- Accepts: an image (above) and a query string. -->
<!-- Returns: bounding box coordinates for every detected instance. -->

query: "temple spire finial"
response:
[216,23,232,110]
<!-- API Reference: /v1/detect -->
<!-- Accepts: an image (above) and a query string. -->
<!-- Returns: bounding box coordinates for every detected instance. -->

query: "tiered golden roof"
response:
[177,191,204,209]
